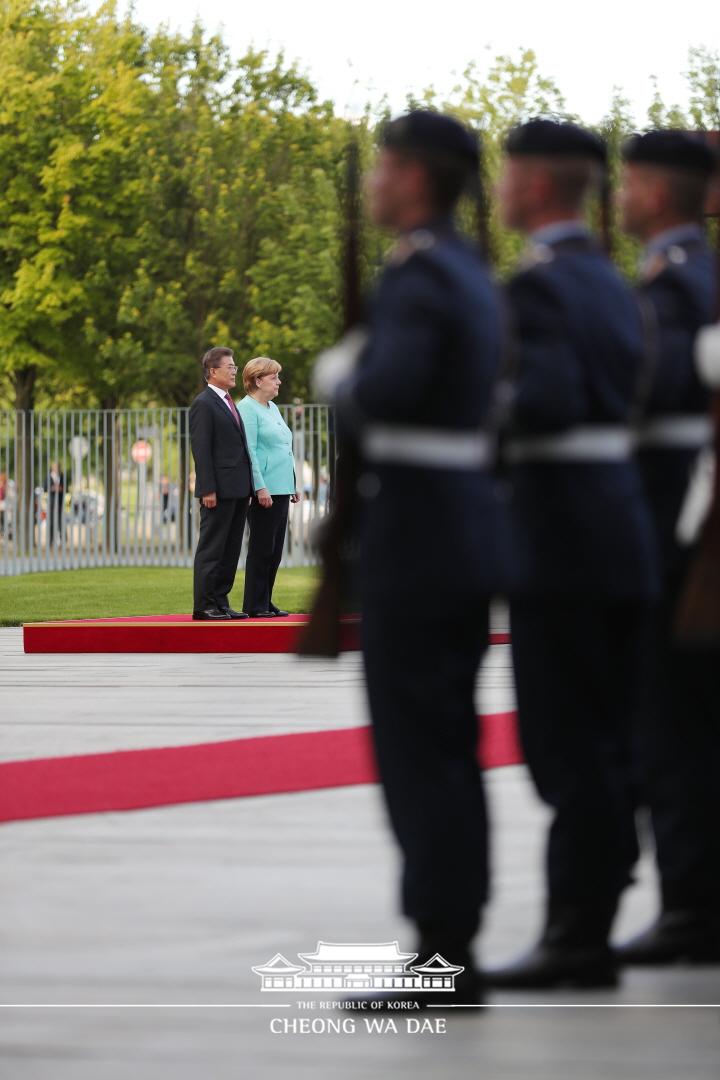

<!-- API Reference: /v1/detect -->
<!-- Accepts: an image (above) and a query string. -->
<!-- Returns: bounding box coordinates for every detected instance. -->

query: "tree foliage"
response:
[0,3,718,408]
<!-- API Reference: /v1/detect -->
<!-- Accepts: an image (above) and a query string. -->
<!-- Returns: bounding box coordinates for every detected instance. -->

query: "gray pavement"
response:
[0,627,718,1078]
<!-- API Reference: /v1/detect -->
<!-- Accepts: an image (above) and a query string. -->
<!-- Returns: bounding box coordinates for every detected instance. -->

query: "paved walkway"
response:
[0,628,718,1078]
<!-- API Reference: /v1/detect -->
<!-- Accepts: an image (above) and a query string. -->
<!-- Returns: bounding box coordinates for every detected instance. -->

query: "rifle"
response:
[296,134,363,657]
[674,131,720,648]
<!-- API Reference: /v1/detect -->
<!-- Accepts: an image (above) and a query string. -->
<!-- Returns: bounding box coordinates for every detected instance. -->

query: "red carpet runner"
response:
[22,614,510,654]
[0,712,521,824]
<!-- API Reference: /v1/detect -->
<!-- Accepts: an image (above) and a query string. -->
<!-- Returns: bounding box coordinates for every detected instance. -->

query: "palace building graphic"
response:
[252,941,465,992]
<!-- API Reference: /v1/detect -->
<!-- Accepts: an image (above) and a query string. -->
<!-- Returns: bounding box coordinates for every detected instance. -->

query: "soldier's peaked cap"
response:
[380,110,480,169]
[505,118,607,165]
[622,130,718,176]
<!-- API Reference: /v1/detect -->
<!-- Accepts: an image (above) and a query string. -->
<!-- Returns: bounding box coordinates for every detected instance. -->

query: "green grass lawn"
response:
[0,565,319,625]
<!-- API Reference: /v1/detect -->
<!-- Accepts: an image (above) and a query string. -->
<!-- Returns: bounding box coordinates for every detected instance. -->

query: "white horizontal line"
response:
[1,1002,717,1009]
[0,1004,293,1009]
[428,1003,720,1009]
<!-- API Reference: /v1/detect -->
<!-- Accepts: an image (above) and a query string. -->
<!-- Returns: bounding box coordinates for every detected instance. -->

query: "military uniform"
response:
[332,113,506,986]
[617,132,720,964]
[488,121,660,990]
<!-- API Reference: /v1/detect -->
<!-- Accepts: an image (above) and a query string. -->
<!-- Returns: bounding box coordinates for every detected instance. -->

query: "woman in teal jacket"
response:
[238,357,299,616]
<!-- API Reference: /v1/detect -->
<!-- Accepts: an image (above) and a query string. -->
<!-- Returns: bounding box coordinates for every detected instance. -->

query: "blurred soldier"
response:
[322,110,505,1005]
[487,120,659,990]
[615,130,720,964]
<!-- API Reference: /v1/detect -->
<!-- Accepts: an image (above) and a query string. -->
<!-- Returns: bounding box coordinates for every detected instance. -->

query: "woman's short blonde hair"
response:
[242,356,281,394]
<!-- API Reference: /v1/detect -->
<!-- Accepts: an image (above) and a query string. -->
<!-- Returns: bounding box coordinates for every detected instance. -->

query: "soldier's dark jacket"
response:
[503,224,659,598]
[336,218,506,599]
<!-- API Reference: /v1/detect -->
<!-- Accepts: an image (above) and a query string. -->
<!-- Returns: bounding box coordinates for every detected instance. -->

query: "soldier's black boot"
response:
[412,931,484,1008]
[484,905,619,990]
[615,909,720,966]
[341,928,483,1011]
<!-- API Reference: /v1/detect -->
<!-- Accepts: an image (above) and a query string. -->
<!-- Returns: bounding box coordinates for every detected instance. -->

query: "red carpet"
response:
[0,712,521,824]
[22,614,510,654]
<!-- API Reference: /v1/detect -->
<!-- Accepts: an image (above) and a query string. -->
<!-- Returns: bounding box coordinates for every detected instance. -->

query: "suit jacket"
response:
[238,396,296,495]
[635,231,715,577]
[45,471,65,497]
[335,218,508,600]
[504,232,659,600]
[189,386,254,500]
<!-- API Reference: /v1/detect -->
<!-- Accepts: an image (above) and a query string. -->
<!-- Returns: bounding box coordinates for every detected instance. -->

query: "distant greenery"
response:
[1,1,718,412]
[0,565,318,624]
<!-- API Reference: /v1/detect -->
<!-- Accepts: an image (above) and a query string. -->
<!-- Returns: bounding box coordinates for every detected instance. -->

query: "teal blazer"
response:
[238,396,296,495]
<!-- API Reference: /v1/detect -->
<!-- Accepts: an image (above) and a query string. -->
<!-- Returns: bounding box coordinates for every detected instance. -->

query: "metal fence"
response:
[0,406,334,576]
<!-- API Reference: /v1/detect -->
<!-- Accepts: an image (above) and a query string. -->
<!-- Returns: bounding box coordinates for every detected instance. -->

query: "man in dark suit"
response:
[45,461,65,543]
[190,346,254,621]
[486,120,660,990]
[615,130,720,964]
[325,110,506,1006]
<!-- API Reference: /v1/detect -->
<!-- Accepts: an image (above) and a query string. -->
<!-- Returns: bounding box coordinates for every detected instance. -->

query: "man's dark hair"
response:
[201,346,234,382]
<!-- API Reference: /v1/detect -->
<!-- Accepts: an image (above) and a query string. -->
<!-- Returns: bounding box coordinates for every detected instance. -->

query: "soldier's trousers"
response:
[510,597,650,931]
[637,583,720,912]
[361,598,491,943]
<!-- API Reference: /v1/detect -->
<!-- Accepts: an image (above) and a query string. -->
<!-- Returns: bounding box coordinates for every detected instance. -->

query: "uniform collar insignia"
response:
[518,242,555,270]
[408,228,436,250]
[388,228,437,266]
[666,244,688,265]
[639,246,688,282]
[641,251,668,282]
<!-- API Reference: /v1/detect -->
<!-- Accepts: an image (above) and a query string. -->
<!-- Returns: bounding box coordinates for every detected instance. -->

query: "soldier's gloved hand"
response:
[695,323,720,388]
[312,328,368,401]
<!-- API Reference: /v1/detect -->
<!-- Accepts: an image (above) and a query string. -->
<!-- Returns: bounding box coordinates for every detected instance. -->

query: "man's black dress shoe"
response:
[484,942,619,990]
[220,607,249,620]
[270,605,289,617]
[614,911,720,966]
[192,608,231,621]
[247,610,275,617]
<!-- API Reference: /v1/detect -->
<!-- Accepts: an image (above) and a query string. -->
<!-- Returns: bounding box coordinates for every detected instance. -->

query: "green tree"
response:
[685,46,720,130]
[0,0,69,410]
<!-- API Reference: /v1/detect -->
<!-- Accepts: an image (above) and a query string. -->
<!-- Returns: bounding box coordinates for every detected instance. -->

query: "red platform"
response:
[22,614,511,655]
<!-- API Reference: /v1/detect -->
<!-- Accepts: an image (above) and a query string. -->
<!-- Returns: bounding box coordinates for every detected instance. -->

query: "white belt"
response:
[505,425,633,463]
[362,425,492,469]
[635,415,713,449]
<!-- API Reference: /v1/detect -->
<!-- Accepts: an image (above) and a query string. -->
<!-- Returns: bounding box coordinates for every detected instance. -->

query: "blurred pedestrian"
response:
[45,461,65,544]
